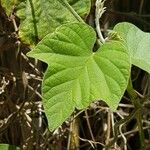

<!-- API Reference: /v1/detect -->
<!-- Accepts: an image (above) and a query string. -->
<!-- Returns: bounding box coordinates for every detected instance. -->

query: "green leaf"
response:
[27,23,131,130]
[113,22,150,73]
[0,144,19,150]
[15,0,90,45]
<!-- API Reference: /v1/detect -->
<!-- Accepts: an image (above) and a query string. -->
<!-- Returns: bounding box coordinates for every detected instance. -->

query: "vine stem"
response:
[95,14,105,43]
[127,78,146,150]
[95,0,106,44]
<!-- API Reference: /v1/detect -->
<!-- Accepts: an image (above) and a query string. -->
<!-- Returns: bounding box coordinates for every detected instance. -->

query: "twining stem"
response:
[95,0,106,44]
[95,15,105,43]
[127,78,146,150]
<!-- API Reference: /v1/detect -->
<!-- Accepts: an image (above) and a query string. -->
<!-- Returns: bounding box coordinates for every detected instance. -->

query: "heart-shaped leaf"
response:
[114,22,150,73]
[27,23,131,130]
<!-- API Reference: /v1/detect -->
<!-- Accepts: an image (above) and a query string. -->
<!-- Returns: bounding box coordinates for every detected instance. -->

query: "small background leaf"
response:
[1,0,91,44]
[16,0,75,45]
[15,0,91,45]
[27,23,131,130]
[113,22,150,73]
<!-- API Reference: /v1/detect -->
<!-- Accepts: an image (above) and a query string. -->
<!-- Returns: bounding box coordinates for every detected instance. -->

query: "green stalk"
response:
[127,78,146,150]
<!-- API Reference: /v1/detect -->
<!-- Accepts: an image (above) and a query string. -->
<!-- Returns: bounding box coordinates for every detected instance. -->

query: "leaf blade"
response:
[28,23,131,130]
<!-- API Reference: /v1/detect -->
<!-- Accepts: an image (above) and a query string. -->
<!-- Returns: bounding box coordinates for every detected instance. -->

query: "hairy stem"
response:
[95,15,105,43]
[95,0,106,44]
